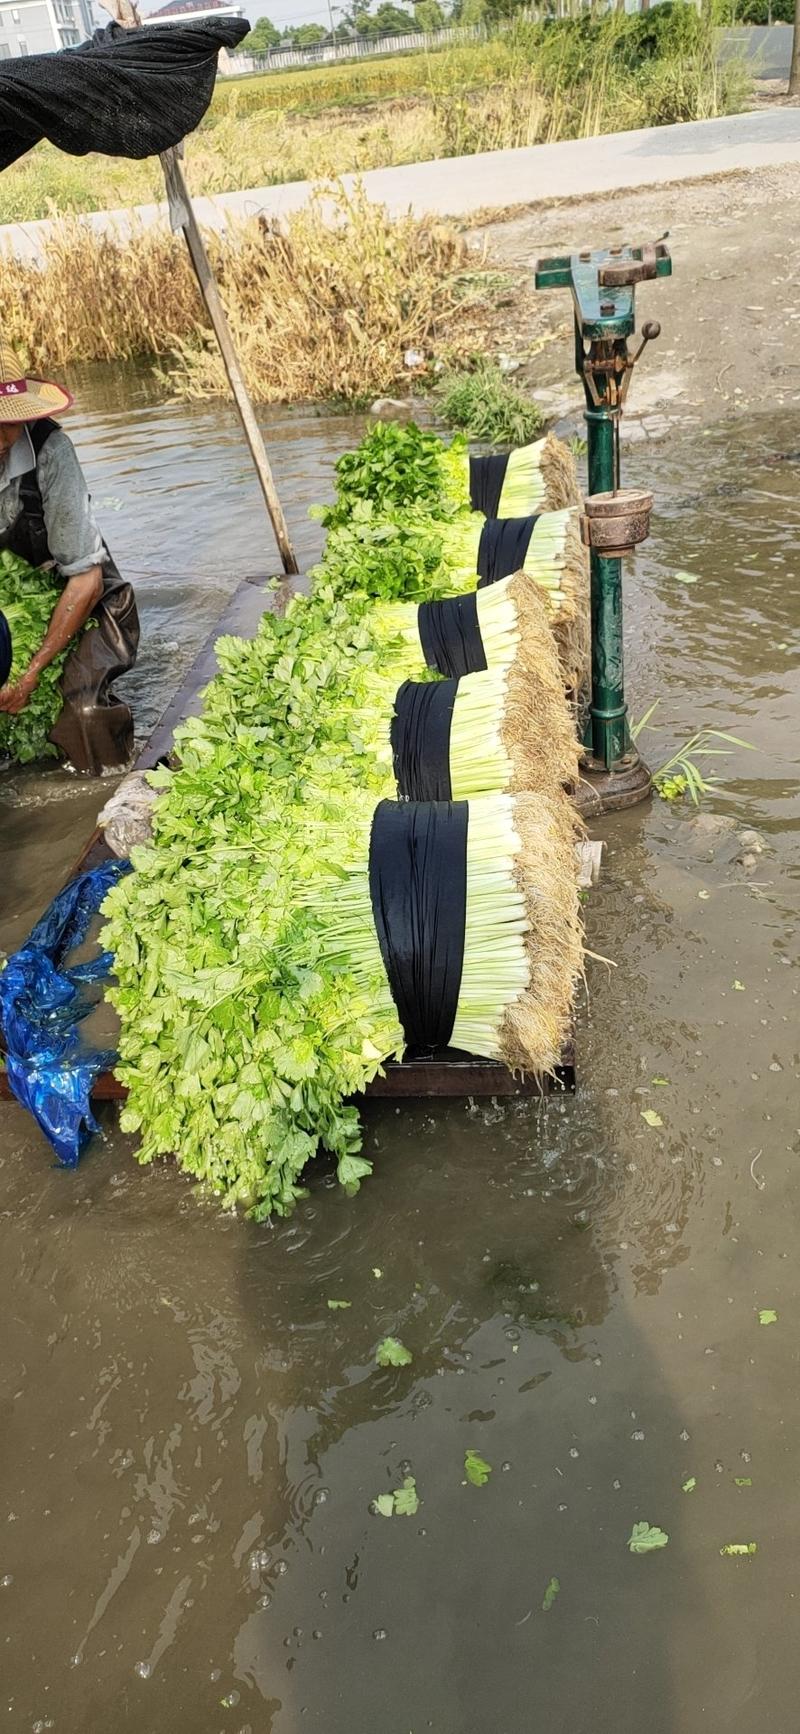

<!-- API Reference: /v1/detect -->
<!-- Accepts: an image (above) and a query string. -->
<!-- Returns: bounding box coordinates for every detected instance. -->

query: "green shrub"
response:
[436,362,544,445]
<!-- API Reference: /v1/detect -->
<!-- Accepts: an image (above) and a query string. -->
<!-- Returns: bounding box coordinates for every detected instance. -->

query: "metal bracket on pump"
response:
[535,240,672,812]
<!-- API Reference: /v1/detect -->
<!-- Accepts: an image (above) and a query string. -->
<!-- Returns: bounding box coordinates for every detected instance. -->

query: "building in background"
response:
[0,0,95,56]
[144,0,244,23]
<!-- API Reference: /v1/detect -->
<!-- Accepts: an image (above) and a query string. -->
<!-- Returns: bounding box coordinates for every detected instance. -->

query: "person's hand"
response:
[0,670,38,714]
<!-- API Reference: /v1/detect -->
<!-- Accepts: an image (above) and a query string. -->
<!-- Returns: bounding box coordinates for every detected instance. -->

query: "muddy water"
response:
[0,384,799,1733]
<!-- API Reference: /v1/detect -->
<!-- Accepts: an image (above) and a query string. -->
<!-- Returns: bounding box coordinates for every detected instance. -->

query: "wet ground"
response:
[1,358,799,1730]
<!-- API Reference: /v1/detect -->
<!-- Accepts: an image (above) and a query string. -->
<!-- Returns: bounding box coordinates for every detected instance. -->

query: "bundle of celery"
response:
[318,503,589,696]
[0,550,73,763]
[320,421,579,529]
[101,785,582,1218]
[373,572,550,682]
[301,791,581,1073]
[167,577,578,804]
[447,434,581,519]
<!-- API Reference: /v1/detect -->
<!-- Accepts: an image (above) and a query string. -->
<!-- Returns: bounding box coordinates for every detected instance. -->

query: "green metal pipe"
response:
[584,405,629,769]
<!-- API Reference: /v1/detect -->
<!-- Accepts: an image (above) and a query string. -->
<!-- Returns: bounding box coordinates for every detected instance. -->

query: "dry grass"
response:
[500,789,583,1075]
[2,189,497,404]
[2,220,205,365]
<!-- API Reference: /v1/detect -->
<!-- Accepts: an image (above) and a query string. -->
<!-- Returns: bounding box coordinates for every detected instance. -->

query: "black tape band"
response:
[417,591,488,678]
[469,452,509,518]
[477,515,539,588]
[391,678,457,801]
[369,799,468,1052]
[0,611,11,690]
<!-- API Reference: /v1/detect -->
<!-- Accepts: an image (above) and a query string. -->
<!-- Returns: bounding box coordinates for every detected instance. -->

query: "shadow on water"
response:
[1,383,800,1730]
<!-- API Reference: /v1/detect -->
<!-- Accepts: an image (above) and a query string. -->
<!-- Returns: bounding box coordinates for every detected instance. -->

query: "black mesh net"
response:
[0,18,250,170]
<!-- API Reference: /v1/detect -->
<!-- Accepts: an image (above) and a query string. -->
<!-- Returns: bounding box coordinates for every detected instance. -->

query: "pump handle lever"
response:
[631,320,661,365]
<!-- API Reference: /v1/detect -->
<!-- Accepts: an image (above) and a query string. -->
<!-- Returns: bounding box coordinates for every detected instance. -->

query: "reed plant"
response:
[2,190,494,403]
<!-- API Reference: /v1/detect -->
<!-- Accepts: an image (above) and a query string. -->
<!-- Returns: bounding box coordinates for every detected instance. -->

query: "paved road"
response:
[3,105,800,261]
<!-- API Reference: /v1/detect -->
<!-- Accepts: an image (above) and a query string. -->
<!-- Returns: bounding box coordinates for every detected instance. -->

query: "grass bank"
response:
[2,190,508,406]
[0,7,749,223]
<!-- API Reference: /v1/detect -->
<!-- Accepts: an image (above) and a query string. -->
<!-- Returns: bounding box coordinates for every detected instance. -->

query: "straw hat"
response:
[0,339,72,424]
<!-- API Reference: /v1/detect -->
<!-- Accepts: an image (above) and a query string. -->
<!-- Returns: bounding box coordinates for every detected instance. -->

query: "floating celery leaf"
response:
[628,1522,669,1554]
[393,1478,419,1516]
[465,1450,492,1487]
[376,1337,412,1368]
[372,1477,419,1518]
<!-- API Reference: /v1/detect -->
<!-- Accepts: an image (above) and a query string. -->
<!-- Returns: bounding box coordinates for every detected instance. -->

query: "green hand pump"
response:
[535,240,672,811]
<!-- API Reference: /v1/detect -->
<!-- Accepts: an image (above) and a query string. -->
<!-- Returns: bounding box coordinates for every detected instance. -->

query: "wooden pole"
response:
[100,0,299,574]
[160,147,298,574]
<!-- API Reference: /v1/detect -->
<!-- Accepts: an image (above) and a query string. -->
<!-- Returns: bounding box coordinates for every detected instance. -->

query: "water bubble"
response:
[293,1627,303,1639]
[372,1629,387,1641]
[312,1630,323,1641]
[135,1661,151,1680]
[275,1560,288,1577]
[146,1529,162,1546]
[250,1550,270,1572]
[501,1462,511,1473]
[631,1431,645,1442]
[314,1489,329,1506]
[258,1595,272,1609]
[0,1573,12,1587]
[569,1448,579,1459]
[210,1670,222,1683]
[221,1691,240,1708]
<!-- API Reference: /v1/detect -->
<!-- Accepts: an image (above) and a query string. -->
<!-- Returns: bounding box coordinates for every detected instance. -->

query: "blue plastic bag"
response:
[0,859,131,1166]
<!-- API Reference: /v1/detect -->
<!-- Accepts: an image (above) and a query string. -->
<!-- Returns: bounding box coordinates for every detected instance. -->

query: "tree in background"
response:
[290,20,328,43]
[237,14,280,52]
[348,2,416,32]
[415,0,446,27]
[791,0,800,94]
[373,2,417,30]
[449,0,487,20]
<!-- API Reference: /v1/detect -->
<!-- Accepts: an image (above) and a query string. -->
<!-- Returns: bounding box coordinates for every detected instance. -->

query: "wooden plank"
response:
[0,1048,574,1104]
